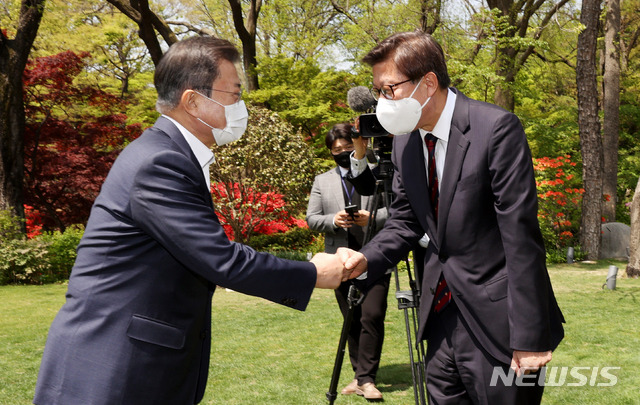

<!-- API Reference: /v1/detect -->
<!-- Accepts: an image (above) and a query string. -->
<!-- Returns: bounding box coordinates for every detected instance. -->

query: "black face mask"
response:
[332,151,352,169]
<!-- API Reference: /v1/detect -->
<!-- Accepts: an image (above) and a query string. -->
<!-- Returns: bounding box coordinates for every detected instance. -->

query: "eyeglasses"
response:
[370,78,413,100]
[195,87,243,103]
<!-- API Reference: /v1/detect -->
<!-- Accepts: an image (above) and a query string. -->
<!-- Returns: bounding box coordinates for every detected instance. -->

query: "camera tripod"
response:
[325,157,428,405]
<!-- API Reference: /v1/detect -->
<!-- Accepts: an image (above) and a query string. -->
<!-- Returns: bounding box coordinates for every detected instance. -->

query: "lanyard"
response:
[341,176,355,205]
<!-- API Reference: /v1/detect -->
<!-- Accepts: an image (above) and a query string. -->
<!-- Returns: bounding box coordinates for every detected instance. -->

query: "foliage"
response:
[38,226,84,282]
[0,207,83,285]
[534,155,585,262]
[210,104,318,217]
[211,183,306,244]
[24,205,44,239]
[0,238,52,285]
[247,56,357,153]
[22,50,142,231]
[246,225,317,253]
[0,208,24,242]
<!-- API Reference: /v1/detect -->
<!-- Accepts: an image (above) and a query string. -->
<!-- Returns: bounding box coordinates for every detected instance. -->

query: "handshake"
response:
[310,248,369,289]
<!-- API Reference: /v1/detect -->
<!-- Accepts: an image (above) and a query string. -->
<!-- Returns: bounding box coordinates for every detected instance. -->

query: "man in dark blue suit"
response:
[341,31,565,404]
[34,37,350,405]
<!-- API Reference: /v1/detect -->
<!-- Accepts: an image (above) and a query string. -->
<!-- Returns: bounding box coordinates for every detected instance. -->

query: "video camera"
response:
[346,86,394,179]
[346,86,389,139]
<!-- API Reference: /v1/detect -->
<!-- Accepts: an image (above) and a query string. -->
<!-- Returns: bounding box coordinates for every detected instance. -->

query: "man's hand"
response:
[352,136,369,160]
[334,210,354,228]
[353,210,370,227]
[336,247,368,280]
[510,350,552,376]
[310,253,347,289]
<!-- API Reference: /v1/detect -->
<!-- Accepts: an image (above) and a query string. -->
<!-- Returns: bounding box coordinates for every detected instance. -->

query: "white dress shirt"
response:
[162,115,215,189]
[419,88,457,190]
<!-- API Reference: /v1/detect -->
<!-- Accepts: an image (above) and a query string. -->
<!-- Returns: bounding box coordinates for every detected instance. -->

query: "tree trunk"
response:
[106,0,178,67]
[228,0,261,92]
[0,0,46,224]
[420,0,442,35]
[602,0,621,222]
[576,0,603,260]
[626,177,640,277]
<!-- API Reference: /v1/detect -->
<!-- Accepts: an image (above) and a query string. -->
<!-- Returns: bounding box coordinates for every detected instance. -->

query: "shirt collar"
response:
[162,115,215,169]
[419,88,456,142]
[338,166,349,177]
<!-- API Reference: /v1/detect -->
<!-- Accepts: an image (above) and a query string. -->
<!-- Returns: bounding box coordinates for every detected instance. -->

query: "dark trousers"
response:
[425,301,545,405]
[335,273,391,385]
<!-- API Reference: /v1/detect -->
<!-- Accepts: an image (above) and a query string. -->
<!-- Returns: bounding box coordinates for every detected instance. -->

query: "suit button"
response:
[281,297,298,307]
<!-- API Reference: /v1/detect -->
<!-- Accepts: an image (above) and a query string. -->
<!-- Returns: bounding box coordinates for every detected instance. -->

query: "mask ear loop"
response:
[408,76,431,109]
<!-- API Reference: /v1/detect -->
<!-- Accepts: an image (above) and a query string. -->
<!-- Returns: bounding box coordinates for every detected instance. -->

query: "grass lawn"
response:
[0,259,638,404]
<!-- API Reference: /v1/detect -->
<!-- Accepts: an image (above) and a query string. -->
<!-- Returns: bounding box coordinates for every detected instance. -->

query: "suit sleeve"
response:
[129,149,316,311]
[489,112,553,351]
[359,147,424,283]
[347,166,378,196]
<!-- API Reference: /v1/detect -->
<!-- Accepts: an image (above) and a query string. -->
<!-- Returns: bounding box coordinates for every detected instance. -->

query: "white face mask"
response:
[375,77,430,135]
[194,91,249,146]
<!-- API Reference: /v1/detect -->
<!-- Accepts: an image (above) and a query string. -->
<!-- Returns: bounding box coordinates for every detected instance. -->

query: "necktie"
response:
[424,133,439,220]
[425,133,451,313]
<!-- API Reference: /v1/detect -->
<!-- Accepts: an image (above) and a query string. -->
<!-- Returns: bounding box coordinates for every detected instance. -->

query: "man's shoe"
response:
[356,382,383,400]
[341,379,358,395]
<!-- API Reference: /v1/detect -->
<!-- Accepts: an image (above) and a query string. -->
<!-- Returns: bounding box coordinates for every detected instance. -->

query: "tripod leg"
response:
[326,285,360,404]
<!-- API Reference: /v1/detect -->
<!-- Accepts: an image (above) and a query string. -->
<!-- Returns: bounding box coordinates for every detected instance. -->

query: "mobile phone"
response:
[345,204,358,220]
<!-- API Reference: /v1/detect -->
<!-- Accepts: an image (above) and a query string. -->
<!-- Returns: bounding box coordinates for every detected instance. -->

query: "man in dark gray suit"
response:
[341,31,565,404]
[34,37,350,405]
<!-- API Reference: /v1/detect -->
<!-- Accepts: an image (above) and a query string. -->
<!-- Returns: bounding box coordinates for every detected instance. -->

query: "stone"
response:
[600,222,630,260]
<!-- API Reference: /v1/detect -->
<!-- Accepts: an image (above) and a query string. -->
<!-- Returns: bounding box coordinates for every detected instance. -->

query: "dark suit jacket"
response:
[360,89,564,364]
[34,117,316,405]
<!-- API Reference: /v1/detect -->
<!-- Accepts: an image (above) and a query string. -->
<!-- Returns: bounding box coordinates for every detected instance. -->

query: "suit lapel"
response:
[437,89,471,246]
[331,167,345,210]
[153,116,215,209]
[399,131,437,244]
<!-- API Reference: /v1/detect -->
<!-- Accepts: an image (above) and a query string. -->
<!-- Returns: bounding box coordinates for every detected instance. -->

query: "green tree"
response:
[210,104,318,218]
[0,0,46,223]
[247,56,358,152]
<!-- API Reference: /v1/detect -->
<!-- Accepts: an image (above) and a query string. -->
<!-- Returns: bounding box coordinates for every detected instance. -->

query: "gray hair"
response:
[154,36,240,113]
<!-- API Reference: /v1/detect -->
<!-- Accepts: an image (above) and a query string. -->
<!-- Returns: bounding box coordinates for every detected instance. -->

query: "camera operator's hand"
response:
[353,136,369,160]
[333,210,354,228]
[353,210,370,227]
[337,248,368,279]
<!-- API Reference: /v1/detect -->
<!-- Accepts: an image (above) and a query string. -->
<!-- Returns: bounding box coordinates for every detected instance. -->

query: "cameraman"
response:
[306,123,390,400]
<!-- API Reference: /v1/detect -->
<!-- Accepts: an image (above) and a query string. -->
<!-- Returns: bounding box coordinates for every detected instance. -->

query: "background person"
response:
[341,31,565,405]
[34,36,350,405]
[306,123,389,400]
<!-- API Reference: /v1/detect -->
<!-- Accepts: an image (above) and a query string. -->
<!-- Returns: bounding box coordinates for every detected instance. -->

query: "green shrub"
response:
[546,246,586,264]
[0,213,83,285]
[40,226,84,282]
[267,251,310,261]
[247,226,318,253]
[0,238,51,284]
[0,208,23,241]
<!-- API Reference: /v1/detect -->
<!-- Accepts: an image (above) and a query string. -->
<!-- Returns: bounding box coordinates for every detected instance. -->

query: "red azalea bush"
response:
[24,205,44,239]
[534,155,584,260]
[211,182,308,243]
